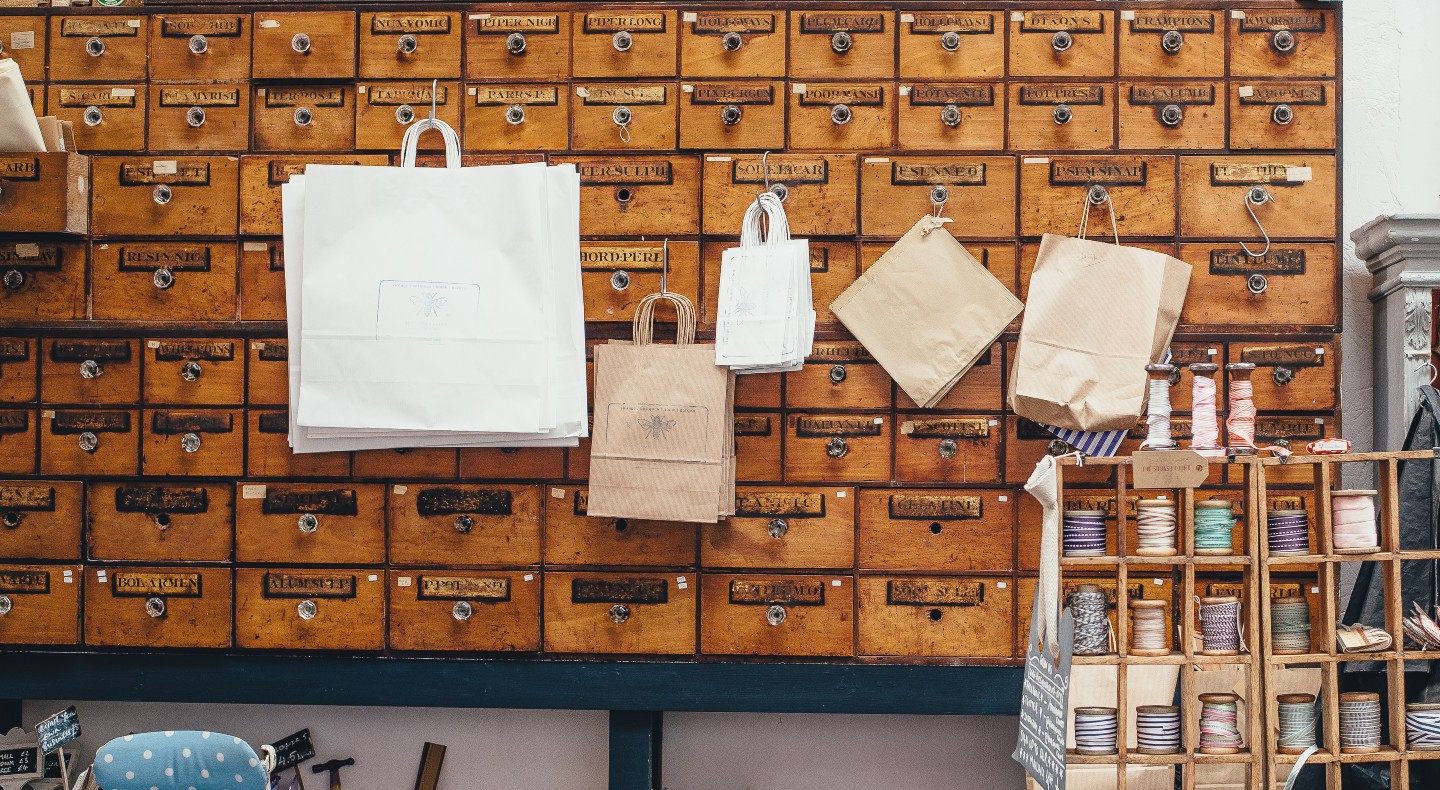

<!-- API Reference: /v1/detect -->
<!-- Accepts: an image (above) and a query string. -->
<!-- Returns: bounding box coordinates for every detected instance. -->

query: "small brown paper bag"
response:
[831,215,1023,408]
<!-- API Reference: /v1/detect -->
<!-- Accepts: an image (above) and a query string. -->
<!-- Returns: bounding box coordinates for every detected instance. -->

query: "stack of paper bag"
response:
[714,191,814,373]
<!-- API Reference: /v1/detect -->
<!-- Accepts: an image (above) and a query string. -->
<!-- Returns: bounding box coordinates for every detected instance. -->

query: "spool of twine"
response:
[1198,596,1244,656]
[1194,499,1238,556]
[1069,584,1112,656]
[1074,706,1119,755]
[1406,702,1440,751]
[1267,509,1310,556]
[1198,693,1245,754]
[1339,692,1382,753]
[1064,509,1107,557]
[1277,693,1317,754]
[1141,364,1177,450]
[1129,599,1171,656]
[1135,499,1177,557]
[1189,363,1225,458]
[1331,489,1380,554]
[1135,705,1181,755]
[1270,597,1313,655]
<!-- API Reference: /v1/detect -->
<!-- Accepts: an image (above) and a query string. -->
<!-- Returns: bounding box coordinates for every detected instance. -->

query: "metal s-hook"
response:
[757,150,773,200]
[429,78,439,121]
[1418,360,1439,387]
[1239,186,1275,258]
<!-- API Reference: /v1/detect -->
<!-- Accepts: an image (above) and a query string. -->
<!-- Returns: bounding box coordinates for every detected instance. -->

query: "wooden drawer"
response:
[734,413,782,483]
[734,373,781,410]
[245,340,287,406]
[784,413,891,483]
[1179,244,1336,329]
[544,571,696,654]
[859,575,1012,658]
[1229,342,1335,412]
[235,482,385,565]
[41,338,139,405]
[703,486,854,570]
[897,83,1004,151]
[92,156,240,237]
[1165,342,1224,412]
[1119,9,1224,78]
[148,14,252,82]
[0,241,86,321]
[1005,415,1111,486]
[235,567,385,651]
[0,154,88,236]
[701,573,854,656]
[572,9,677,79]
[580,240,698,323]
[1179,156,1337,239]
[40,410,137,476]
[85,566,232,648]
[239,241,285,321]
[702,153,857,237]
[353,447,457,479]
[1230,9,1336,78]
[788,83,894,151]
[246,411,351,479]
[703,241,856,330]
[49,15,147,82]
[389,484,541,567]
[48,84,145,151]
[355,82,461,151]
[92,241,238,322]
[252,11,356,80]
[1017,575,1174,655]
[458,446,565,481]
[389,569,540,652]
[679,10,786,78]
[1009,10,1115,78]
[465,11,571,82]
[860,155,1016,239]
[86,482,233,563]
[898,11,1003,80]
[894,415,1002,485]
[1008,83,1115,150]
[465,84,569,151]
[0,17,46,80]
[143,338,245,406]
[895,342,1004,411]
[141,409,243,477]
[359,11,461,79]
[544,487,697,567]
[859,488,1013,572]
[0,410,34,475]
[789,10,893,79]
[678,81,784,150]
[253,85,357,152]
[0,564,79,646]
[560,155,700,236]
[571,83,677,151]
[0,481,82,561]
[1020,155,1177,238]
[1019,242,1177,302]
[0,338,36,404]
[1119,81,1224,150]
[1230,82,1336,150]
[239,155,389,236]
[785,341,892,411]
[149,84,250,152]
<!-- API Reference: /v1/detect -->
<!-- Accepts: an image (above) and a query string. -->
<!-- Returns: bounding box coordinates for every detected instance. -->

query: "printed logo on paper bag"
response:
[376,280,482,341]
[604,404,710,459]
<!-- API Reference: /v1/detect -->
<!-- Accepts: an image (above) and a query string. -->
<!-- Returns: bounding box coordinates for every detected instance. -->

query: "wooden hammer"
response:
[311,757,354,790]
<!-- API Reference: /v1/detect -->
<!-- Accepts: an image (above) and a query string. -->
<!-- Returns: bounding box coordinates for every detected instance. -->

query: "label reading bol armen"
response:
[799,85,883,107]
[473,15,560,35]
[1239,345,1324,368]
[891,162,986,187]
[577,160,672,185]
[367,85,447,107]
[473,86,558,107]
[887,579,984,606]
[800,12,885,34]
[1210,248,1305,275]
[415,487,513,517]
[370,14,452,35]
[689,84,774,106]
[909,13,995,35]
[692,12,774,35]
[417,575,510,601]
[908,85,995,107]
[1050,159,1147,186]
[888,493,982,520]
[734,491,825,519]
[262,488,359,516]
[264,572,355,599]
[112,571,202,597]
[114,486,209,514]
[584,12,666,34]
[152,340,234,362]
[118,244,212,273]
[0,569,49,594]
[572,577,667,604]
[161,17,243,37]
[1129,12,1215,33]
[729,578,825,605]
[159,87,241,108]
[732,157,827,185]
[579,244,663,272]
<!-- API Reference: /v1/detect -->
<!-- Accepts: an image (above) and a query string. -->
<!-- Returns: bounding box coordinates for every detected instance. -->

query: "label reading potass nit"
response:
[572,578,668,604]
[262,488,359,516]
[1209,249,1306,275]
[417,576,510,601]
[264,573,356,599]
[1050,159,1147,186]
[729,578,825,605]
[112,572,202,597]
[889,494,982,520]
[734,492,825,518]
[891,163,986,187]
[908,85,995,107]
[887,579,984,606]
[415,487,513,516]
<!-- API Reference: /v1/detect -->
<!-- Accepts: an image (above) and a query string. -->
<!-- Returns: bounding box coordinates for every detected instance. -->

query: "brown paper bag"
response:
[831,215,1023,408]
[588,292,733,524]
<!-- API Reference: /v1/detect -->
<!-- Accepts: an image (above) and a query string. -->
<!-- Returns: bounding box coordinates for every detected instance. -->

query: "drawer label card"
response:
[1270,583,1304,599]
[58,88,138,108]
[889,494,982,520]
[732,157,828,185]
[115,486,210,514]
[734,492,826,518]
[689,84,775,106]
[262,488,359,516]
[1129,12,1215,33]
[264,87,347,108]
[370,14,452,35]
[579,245,664,272]
[1255,417,1325,441]
[50,340,131,362]
[809,247,830,273]
[729,578,825,605]
[577,160,672,185]
[159,87,242,108]
[799,12,885,34]
[581,85,668,106]
[51,411,130,434]
[1271,494,1308,510]
[887,579,984,606]
[256,411,289,434]
[118,245,213,273]
[417,575,510,601]
[0,569,48,594]
[1238,84,1327,106]
[733,415,773,437]
[119,161,210,186]
[0,158,39,181]
[0,245,60,269]
[908,85,995,107]
[908,13,995,34]
[151,340,235,362]
[1239,12,1326,33]
[473,86,559,106]
[0,339,31,362]
[367,85,447,106]
[904,418,992,439]
[1169,346,1213,366]
[113,572,202,597]
[160,16,244,37]
[151,412,234,434]
[472,15,560,35]
[1209,248,1306,275]
[891,162,986,186]
[1018,85,1105,106]
[794,416,882,438]
[808,342,873,363]
[0,485,54,511]
[60,18,139,37]
[0,412,27,434]
[1128,84,1217,106]
[572,577,668,604]
[1210,162,1309,186]
[583,13,667,34]
[416,487,513,517]
[1239,345,1325,368]
[264,573,356,599]
[257,342,289,362]
[1050,159,1147,186]
[691,13,775,35]
[1061,580,1142,607]
[799,85,884,107]
[1019,12,1105,34]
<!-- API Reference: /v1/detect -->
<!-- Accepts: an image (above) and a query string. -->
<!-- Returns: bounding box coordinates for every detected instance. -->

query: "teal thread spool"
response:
[1194,499,1238,555]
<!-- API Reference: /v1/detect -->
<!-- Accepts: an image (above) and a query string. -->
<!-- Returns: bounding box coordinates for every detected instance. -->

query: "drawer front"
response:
[149,14,252,82]
[1019,242,1177,302]
[235,482,385,565]
[544,571,696,654]
[894,415,1002,485]
[703,153,857,237]
[1118,81,1224,150]
[1016,575,1174,655]
[0,338,37,404]
[580,240,699,323]
[0,481,83,561]
[786,342,892,411]
[544,488,697,567]
[784,413,891,483]
[1229,342,1335,411]
[86,482,233,563]
[458,446,565,481]
[860,155,1016,239]
[388,484,541,567]
[572,83,677,150]
[148,84,250,152]
[389,569,540,652]
[246,410,351,478]
[703,241,856,330]
[734,372,781,410]
[789,10,894,79]
[1180,244,1336,329]
[239,156,389,236]
[1230,9,1336,78]
[1180,156,1337,239]
[679,81,785,150]
[143,338,245,406]
[788,83,894,151]
[734,413,782,483]
[85,566,232,648]
[356,82,461,151]
[141,409,243,477]
[253,85,358,152]
[239,241,286,321]
[465,84,570,151]
[465,11,571,82]
[679,10,786,78]
[1118,9,1224,77]
[92,241,238,322]
[897,83,1004,151]
[0,410,34,475]
[246,340,288,406]
[353,447,457,479]
[359,11,461,79]
[0,564,80,645]
[92,156,240,237]
[859,488,1013,572]
[898,11,1003,80]
[1005,415,1112,486]
[235,567,385,650]
[895,342,1004,411]
[0,154,87,236]
[572,9,678,78]
[702,486,856,570]
[1009,10,1115,78]
[40,410,138,476]
[1020,155,1177,238]
[560,156,701,236]
[49,84,146,151]
[0,17,46,79]
[252,11,357,80]
[1230,81,1336,150]
[701,573,854,656]
[50,15,147,82]
[858,575,1012,658]
[42,338,139,404]
[0,241,86,321]
[1008,83,1115,150]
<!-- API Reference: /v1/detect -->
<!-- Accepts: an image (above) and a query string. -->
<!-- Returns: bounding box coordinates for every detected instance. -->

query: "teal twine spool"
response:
[1270,597,1313,655]
[1194,499,1238,555]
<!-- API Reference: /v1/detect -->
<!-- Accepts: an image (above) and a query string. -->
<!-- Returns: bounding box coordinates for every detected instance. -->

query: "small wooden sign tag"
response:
[1132,450,1210,489]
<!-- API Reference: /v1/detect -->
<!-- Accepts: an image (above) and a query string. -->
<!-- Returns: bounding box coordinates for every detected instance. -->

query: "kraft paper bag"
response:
[588,292,735,524]
[831,215,1023,408]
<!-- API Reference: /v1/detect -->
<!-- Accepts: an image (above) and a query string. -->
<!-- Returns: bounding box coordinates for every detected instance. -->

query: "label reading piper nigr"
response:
[729,578,825,605]
[473,15,559,35]
[889,494,982,520]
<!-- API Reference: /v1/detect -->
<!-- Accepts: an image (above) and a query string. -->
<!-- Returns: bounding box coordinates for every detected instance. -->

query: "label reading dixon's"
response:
[371,15,452,35]
[367,85,447,106]
[584,13,667,34]
[1209,249,1306,275]
[729,578,825,605]
[114,486,209,514]
[1239,345,1324,368]
[909,13,995,34]
[161,17,244,37]
[473,86,559,107]
[905,418,991,439]
[416,487,513,517]
[119,162,210,186]
[733,415,772,437]
[887,579,983,606]
[690,84,774,105]
[799,85,883,107]
[572,577,667,604]
[112,572,202,597]
[582,85,668,106]
[60,18,138,37]
[51,411,130,434]
[0,485,54,511]
[50,339,131,362]
[58,88,136,108]
[577,161,672,185]
[908,85,995,107]
[151,412,233,434]
[1128,84,1216,106]
[889,494,982,520]
[1239,13,1326,33]
[734,492,825,519]
[892,162,986,186]
[0,569,48,594]
[1239,84,1327,106]
[579,245,664,272]
[1210,162,1305,186]
[1019,85,1104,106]
[794,416,881,438]
[417,576,510,601]
[692,13,775,35]
[262,488,358,516]
[159,87,241,108]
[473,16,560,35]
[1129,12,1215,34]
[265,573,355,599]
[118,245,212,273]
[1020,12,1105,33]
[152,340,235,362]
[800,12,885,34]
[265,87,347,108]
[733,157,827,185]
[1051,159,1147,186]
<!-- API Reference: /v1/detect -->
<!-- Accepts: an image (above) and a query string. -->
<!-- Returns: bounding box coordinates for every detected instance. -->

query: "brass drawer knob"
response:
[1272,104,1295,126]
[940,104,962,128]
[506,32,527,55]
[608,603,631,624]
[505,104,526,125]
[766,604,787,626]
[830,30,852,54]
[830,104,852,125]
[721,31,743,51]
[397,33,419,56]
[1161,29,1185,55]
[940,31,961,52]
[2,270,23,291]
[180,432,202,453]
[85,37,106,57]
[454,514,475,534]
[0,594,11,616]
[1052,104,1073,125]
[767,518,789,539]
[83,106,104,127]
[612,30,634,52]
[180,361,203,382]
[1051,31,1073,53]
[1160,104,1184,128]
[153,184,174,206]
[145,597,166,619]
[187,106,207,128]
[78,431,99,453]
[452,601,474,622]
[826,437,849,459]
[188,34,209,55]
[610,270,631,291]
[1271,29,1296,54]
[395,105,416,125]
[296,599,318,620]
[291,32,312,55]
[828,364,847,384]
[153,267,175,290]
[298,513,319,534]
[1273,366,1295,386]
[938,438,959,459]
[293,107,314,127]
[79,359,103,379]
[720,104,743,126]
[1248,273,1269,295]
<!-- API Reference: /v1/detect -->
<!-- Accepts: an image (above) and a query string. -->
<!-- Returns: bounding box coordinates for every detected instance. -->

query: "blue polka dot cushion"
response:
[92,731,269,790]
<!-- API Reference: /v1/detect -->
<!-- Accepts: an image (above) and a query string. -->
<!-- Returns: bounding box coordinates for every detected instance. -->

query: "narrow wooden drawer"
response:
[860,155,1016,239]
[1118,81,1224,150]
[41,338,139,405]
[1119,9,1224,77]
[1004,415,1110,486]
[465,11,571,82]
[702,153,857,237]
[49,84,146,152]
[734,413,782,483]
[40,409,138,477]
[544,571,696,655]
[1179,156,1337,239]
[544,487,697,567]
[559,155,701,236]
[1229,9,1336,78]
[0,410,34,475]
[787,83,894,151]
[92,156,240,237]
[0,16,46,80]
[0,481,83,561]
[235,482,385,566]
[141,409,242,477]
[859,575,1013,658]
[239,241,286,321]
[571,82,678,151]
[679,10,786,78]
[858,488,1013,572]
[702,486,855,570]
[388,484,542,567]
[50,15,147,82]
[246,411,351,479]
[458,446,565,481]
[1009,10,1115,78]
[678,81,785,150]
[1229,342,1336,411]
[898,11,1004,80]
[389,569,540,652]
[572,9,677,79]
[246,340,288,406]
[1007,83,1115,151]
[1230,82,1336,150]
[701,573,854,656]
[251,11,356,80]
[148,14,251,82]
[356,82,461,151]
[783,413,891,483]
[0,241,86,321]
[1020,155,1176,238]
[896,83,1004,151]
[253,85,357,152]
[579,240,699,323]
[92,241,238,323]
[1179,244,1337,330]
[359,11,461,79]
[0,564,80,645]
[235,567,385,651]
[464,84,569,151]
[143,338,244,406]
[353,447,457,480]
[789,10,894,79]
[786,341,892,411]
[88,482,233,563]
[894,415,1003,485]
[148,84,250,152]
[85,566,232,648]
[0,339,36,404]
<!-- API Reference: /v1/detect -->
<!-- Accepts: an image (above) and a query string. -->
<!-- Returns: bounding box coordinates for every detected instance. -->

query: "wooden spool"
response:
[1127,599,1171,656]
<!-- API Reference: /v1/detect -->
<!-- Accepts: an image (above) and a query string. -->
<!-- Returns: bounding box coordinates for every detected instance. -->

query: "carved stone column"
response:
[1353,214,1440,450]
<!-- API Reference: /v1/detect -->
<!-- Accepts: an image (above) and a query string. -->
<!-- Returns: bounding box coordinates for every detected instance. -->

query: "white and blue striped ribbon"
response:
[1039,350,1175,458]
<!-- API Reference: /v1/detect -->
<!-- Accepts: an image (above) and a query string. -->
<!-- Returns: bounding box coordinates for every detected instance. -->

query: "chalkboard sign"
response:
[268,729,315,772]
[0,746,38,777]
[36,707,79,755]
[1011,595,1074,790]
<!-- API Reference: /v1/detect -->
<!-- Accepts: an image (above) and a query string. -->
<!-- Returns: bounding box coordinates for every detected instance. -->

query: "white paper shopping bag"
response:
[715,191,814,373]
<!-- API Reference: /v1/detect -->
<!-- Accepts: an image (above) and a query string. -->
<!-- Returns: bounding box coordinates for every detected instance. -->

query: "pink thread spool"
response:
[1189,362,1225,458]
[1331,489,1380,554]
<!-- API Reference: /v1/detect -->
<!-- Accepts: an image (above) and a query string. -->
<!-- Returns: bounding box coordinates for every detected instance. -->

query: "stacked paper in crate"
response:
[714,191,815,374]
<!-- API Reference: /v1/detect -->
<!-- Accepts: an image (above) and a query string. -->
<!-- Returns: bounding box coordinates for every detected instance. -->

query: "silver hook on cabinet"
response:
[1239,186,1275,258]
[1418,361,1439,387]
[758,150,772,199]
[429,78,439,121]
[660,238,669,295]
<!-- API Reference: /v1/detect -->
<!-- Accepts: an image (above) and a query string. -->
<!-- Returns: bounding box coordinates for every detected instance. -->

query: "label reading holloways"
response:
[908,13,995,34]
[728,578,825,605]
[417,575,510,601]
[264,572,356,599]
[1210,248,1306,275]
[262,488,359,516]
[734,492,825,519]
[887,579,984,606]
[112,572,202,597]
[572,577,667,604]
[416,487,513,516]
[117,244,212,273]
[889,494,982,520]
[114,486,209,514]
[691,12,775,35]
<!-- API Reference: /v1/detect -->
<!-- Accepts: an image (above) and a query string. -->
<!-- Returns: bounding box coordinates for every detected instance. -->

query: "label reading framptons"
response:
[1129,11,1214,33]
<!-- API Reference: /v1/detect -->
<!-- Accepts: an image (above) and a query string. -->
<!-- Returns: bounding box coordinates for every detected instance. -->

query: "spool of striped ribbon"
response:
[1331,489,1380,553]
[1135,499,1177,557]
[1135,705,1181,754]
[1141,364,1177,450]
[1198,693,1245,754]
[1406,702,1440,751]
[1129,599,1170,656]
[1339,692,1382,753]
[1194,499,1238,555]
[1069,584,1112,656]
[1189,363,1225,458]
[1270,597,1313,655]
[1074,707,1118,755]
[1224,362,1259,455]
[1267,509,1310,555]
[1198,596,1244,656]
[1063,509,1107,556]
[1277,693,1317,753]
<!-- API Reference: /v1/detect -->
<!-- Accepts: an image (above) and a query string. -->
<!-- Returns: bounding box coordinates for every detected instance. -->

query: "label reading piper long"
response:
[370,14,452,35]
[889,493,982,520]
[368,85,447,106]
[119,161,210,186]
[60,18,139,37]
[692,12,775,35]
[1050,159,1147,186]
[262,488,358,516]
[1018,85,1104,106]
[1130,11,1215,33]
[799,85,883,107]
[732,157,828,185]
[579,245,664,272]
[1239,345,1325,368]
[50,339,131,362]
[118,245,212,273]
[690,84,774,105]
[51,411,131,434]
[473,86,558,107]
[1210,162,1306,186]
[577,160,672,185]
[583,12,667,34]
[0,157,39,181]
[1128,84,1216,106]
[152,340,235,362]
[1020,11,1105,33]
[905,418,991,439]
[151,412,233,434]
[114,486,209,514]
[909,13,995,34]
[112,572,202,597]
[1239,84,1327,106]
[0,485,55,511]
[161,17,244,37]
[733,415,772,437]
[0,246,60,270]
[0,338,30,362]
[416,487,513,516]
[1239,12,1326,33]
[729,578,825,605]
[572,577,667,604]
[57,88,136,108]
[887,579,984,606]
[159,87,241,108]
[417,576,510,601]
[891,162,986,186]
[1210,248,1306,275]
[0,569,48,594]
[582,85,668,106]
[800,12,885,34]
[265,572,355,599]
[909,85,995,107]
[734,492,825,518]
[473,15,560,35]
[265,87,347,108]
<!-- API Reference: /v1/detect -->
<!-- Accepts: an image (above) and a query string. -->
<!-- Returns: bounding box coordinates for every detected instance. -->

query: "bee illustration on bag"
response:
[639,414,676,440]
[411,291,450,319]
